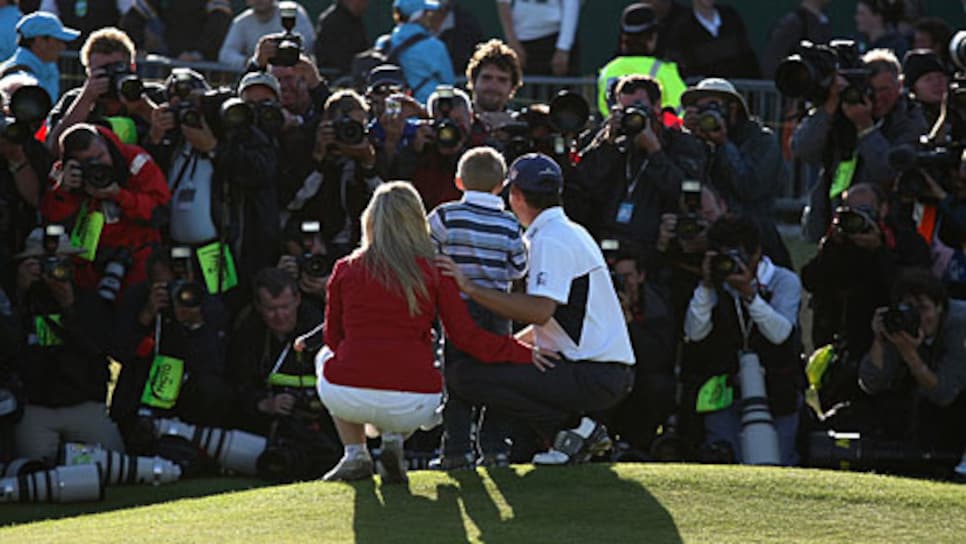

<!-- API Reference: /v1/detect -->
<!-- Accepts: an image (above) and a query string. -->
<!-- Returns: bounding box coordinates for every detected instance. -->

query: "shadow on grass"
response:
[353,464,681,543]
[0,477,268,527]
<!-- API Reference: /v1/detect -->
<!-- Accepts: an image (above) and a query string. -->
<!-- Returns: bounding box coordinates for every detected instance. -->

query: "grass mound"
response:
[2,463,964,543]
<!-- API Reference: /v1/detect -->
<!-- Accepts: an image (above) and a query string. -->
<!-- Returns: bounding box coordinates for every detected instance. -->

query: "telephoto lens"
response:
[620,104,651,136]
[737,351,781,465]
[0,464,104,504]
[81,160,116,189]
[832,206,874,235]
[97,247,132,302]
[333,116,366,145]
[154,418,267,476]
[882,303,921,336]
[0,458,47,477]
[61,442,182,486]
[168,280,204,308]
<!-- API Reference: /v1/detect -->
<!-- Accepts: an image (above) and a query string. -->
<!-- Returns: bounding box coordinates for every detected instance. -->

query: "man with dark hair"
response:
[683,214,803,465]
[682,77,792,268]
[465,38,522,116]
[0,11,78,101]
[859,269,966,458]
[40,123,170,293]
[597,3,686,115]
[437,153,635,466]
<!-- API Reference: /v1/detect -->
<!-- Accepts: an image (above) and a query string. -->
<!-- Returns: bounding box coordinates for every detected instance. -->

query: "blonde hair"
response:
[80,27,136,68]
[355,181,435,315]
[457,146,506,192]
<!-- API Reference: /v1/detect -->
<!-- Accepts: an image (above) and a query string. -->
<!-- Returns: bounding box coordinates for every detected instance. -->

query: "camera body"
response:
[101,61,144,101]
[696,102,725,132]
[775,40,870,104]
[80,160,116,190]
[676,180,705,241]
[888,141,963,199]
[269,4,302,67]
[883,303,920,336]
[832,205,876,235]
[332,115,366,145]
[297,253,332,278]
[710,247,748,284]
[619,102,652,137]
[167,279,204,309]
[42,255,73,282]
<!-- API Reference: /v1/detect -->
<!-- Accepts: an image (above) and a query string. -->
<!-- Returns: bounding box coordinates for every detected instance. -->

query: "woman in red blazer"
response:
[315,181,549,484]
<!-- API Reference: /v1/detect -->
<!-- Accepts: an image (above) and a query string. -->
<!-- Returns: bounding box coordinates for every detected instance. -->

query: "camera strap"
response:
[733,296,753,352]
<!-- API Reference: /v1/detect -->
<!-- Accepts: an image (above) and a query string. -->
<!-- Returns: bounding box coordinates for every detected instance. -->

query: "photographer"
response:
[682,77,792,269]
[218,0,315,71]
[793,48,928,241]
[111,245,231,445]
[683,215,803,465]
[802,183,930,360]
[284,89,380,260]
[10,227,124,462]
[573,74,705,254]
[391,85,473,211]
[40,123,170,294]
[276,220,331,315]
[226,267,339,480]
[902,50,948,130]
[858,270,966,457]
[46,27,160,155]
[0,12,78,103]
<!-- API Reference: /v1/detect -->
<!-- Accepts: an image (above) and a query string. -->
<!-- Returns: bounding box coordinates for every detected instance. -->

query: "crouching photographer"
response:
[10,226,124,463]
[225,268,340,481]
[682,215,804,465]
[40,123,170,296]
[111,245,231,451]
[276,220,333,314]
[857,269,966,470]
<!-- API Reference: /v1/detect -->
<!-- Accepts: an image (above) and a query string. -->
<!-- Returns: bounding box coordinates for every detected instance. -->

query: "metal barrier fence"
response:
[54,52,808,210]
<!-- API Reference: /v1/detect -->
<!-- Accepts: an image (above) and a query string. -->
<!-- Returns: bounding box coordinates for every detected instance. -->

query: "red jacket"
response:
[323,256,532,393]
[41,127,171,291]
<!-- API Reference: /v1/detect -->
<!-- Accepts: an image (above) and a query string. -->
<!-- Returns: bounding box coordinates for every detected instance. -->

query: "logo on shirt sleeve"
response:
[536,272,547,286]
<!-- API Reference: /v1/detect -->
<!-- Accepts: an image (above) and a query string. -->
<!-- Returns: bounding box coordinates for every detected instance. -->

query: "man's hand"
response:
[313,122,336,163]
[79,68,111,105]
[140,281,169,325]
[884,328,924,361]
[531,345,559,372]
[435,255,474,295]
[298,273,327,296]
[295,57,323,89]
[340,138,376,168]
[254,35,279,69]
[181,117,218,154]
[635,122,662,153]
[551,49,569,76]
[60,159,84,191]
[16,258,40,294]
[656,213,677,253]
[724,258,756,300]
[842,95,875,132]
[412,123,435,154]
[258,393,295,415]
[149,104,177,145]
[277,255,299,279]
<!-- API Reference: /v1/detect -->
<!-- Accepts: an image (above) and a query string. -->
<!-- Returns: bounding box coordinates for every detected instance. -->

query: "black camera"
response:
[710,248,748,284]
[253,100,285,136]
[42,255,73,282]
[269,4,302,67]
[332,115,366,146]
[832,205,876,235]
[882,303,921,336]
[696,102,725,133]
[619,102,651,136]
[167,280,204,309]
[1,85,52,145]
[775,40,870,104]
[80,159,116,189]
[677,180,705,241]
[101,61,144,101]
[549,90,590,135]
[98,247,132,302]
[888,142,963,199]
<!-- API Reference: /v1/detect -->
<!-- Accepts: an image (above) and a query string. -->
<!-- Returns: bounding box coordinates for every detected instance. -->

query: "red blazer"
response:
[323,255,531,393]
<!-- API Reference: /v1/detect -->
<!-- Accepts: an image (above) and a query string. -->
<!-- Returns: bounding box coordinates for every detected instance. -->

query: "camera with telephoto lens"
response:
[97,246,132,302]
[256,413,341,482]
[295,221,333,278]
[79,159,116,190]
[882,303,920,336]
[832,205,877,235]
[101,61,144,101]
[775,40,870,104]
[0,85,52,145]
[0,463,104,504]
[332,114,366,145]
[431,86,463,150]
[696,102,725,133]
[888,141,963,199]
[676,180,705,241]
[710,247,748,284]
[549,90,590,135]
[269,3,302,67]
[619,102,651,136]
[40,224,73,282]
[807,431,961,476]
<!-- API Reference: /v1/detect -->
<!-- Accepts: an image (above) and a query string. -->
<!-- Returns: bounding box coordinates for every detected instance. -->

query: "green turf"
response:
[1,464,964,543]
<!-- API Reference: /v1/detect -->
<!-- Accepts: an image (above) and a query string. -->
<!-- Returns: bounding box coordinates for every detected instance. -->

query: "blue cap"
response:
[393,0,440,18]
[16,12,80,42]
[506,153,563,194]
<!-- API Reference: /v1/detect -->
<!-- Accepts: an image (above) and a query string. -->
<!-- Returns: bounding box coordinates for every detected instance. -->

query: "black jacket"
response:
[120,0,232,61]
[314,1,369,78]
[665,4,760,79]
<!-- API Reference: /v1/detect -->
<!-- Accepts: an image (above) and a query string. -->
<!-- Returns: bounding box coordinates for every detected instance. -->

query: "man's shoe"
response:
[322,455,373,482]
[532,418,613,466]
[428,452,476,471]
[378,438,409,484]
[477,452,510,468]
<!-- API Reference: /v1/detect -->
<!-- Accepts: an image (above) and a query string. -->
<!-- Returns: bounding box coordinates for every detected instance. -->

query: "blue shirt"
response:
[0,47,59,101]
[0,6,21,63]
[376,22,454,104]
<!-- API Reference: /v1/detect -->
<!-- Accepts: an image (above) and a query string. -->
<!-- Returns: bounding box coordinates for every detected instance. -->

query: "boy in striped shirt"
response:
[428,147,528,469]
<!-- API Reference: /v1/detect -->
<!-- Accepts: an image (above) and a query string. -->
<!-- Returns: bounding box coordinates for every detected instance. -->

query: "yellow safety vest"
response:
[597,55,687,115]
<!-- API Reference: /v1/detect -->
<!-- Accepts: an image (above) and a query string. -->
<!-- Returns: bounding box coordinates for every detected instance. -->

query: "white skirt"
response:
[315,346,443,434]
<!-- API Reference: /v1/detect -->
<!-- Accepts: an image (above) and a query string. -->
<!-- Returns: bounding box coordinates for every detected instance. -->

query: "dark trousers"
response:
[521,33,580,76]
[445,354,635,440]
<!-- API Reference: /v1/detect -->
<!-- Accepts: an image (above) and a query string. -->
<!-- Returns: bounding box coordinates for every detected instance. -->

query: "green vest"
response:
[597,56,687,115]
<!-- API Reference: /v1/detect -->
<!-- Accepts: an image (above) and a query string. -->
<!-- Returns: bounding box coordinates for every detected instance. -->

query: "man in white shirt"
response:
[218,0,315,70]
[437,153,636,465]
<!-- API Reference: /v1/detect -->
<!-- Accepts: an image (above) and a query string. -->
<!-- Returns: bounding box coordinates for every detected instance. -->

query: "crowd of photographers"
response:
[0,1,964,501]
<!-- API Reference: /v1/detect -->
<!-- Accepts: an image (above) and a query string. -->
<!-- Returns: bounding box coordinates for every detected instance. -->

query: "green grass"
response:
[1,464,964,543]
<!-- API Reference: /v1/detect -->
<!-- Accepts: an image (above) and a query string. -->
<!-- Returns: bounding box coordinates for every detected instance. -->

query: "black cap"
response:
[902,49,946,87]
[621,3,658,35]
[505,153,563,195]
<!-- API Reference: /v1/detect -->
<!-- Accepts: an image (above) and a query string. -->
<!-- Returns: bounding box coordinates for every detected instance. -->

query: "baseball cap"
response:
[367,65,407,92]
[16,12,80,42]
[238,71,281,99]
[620,3,658,35]
[394,0,440,19]
[902,49,946,88]
[505,153,563,195]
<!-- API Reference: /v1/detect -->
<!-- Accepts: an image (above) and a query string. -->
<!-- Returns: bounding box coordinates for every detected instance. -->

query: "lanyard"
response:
[268,343,292,378]
[733,295,752,352]
[624,153,650,198]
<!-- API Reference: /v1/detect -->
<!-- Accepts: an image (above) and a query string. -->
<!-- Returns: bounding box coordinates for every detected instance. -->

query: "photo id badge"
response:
[176,187,196,211]
[616,202,635,224]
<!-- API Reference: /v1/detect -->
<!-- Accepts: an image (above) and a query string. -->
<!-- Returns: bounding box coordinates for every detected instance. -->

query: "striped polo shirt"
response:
[428,191,528,292]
